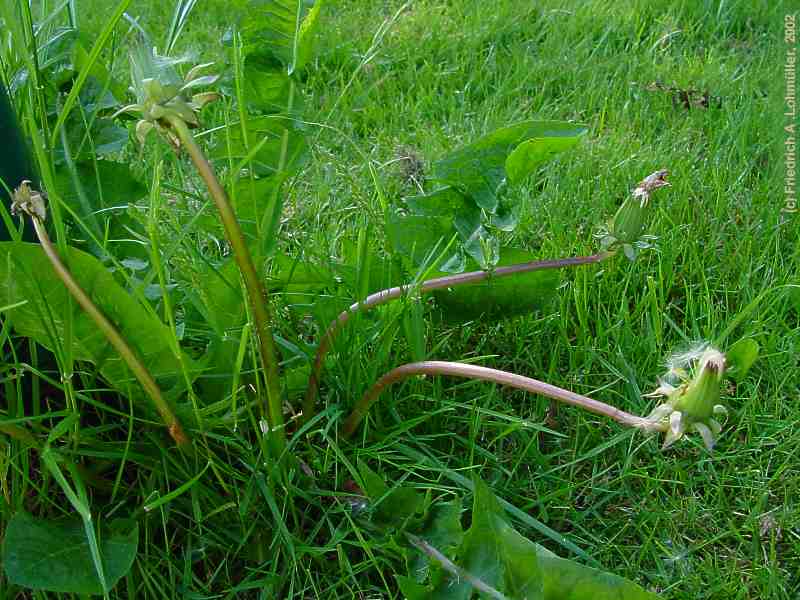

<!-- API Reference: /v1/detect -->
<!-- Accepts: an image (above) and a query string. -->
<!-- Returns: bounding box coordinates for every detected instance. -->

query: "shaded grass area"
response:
[3,0,799,598]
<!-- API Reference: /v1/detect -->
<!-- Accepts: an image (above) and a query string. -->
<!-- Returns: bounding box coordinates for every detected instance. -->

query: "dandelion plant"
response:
[11,181,191,450]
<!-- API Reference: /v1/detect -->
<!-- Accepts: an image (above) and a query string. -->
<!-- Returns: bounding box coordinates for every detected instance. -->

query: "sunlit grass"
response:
[2,0,798,597]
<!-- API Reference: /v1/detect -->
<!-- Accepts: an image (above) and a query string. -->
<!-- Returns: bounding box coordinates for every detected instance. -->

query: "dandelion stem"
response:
[165,115,286,455]
[304,253,609,423]
[29,216,191,450]
[341,360,648,439]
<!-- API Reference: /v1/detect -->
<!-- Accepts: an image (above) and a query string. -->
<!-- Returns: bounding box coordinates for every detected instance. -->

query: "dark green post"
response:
[0,83,36,240]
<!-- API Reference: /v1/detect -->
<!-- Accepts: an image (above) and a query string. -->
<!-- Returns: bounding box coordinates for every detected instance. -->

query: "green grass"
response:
[2,0,799,598]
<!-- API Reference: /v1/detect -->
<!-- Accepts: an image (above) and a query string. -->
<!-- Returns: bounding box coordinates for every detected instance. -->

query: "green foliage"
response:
[724,338,759,381]
[536,552,658,600]
[391,121,586,272]
[444,479,543,599]
[0,242,198,400]
[359,473,657,600]
[54,159,147,254]
[210,116,308,178]
[432,121,587,213]
[238,0,324,75]
[2,512,138,594]
[433,248,561,322]
[359,462,423,522]
[2,1,789,597]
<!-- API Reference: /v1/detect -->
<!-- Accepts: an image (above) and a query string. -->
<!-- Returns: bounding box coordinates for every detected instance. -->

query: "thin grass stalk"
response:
[165,115,286,454]
[341,360,649,439]
[304,253,609,422]
[27,216,191,450]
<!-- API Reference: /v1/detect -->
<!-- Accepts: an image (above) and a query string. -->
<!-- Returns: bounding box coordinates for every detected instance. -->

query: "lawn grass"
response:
[2,0,799,598]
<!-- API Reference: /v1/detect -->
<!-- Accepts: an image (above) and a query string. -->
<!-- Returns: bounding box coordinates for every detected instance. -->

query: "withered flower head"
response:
[112,46,220,148]
[11,181,47,221]
[643,343,728,451]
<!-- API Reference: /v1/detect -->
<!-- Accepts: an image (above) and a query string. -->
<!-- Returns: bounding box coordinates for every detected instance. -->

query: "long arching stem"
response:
[304,253,609,422]
[166,115,285,455]
[30,217,191,450]
[341,360,650,439]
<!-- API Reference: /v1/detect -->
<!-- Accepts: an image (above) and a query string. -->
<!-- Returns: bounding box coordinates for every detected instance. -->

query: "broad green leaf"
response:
[210,115,307,178]
[334,238,401,297]
[0,242,198,401]
[182,258,246,403]
[537,551,658,600]
[72,41,128,102]
[242,51,294,114]
[293,0,323,73]
[388,187,483,271]
[230,174,284,256]
[504,135,583,185]
[454,479,543,599]
[240,0,324,74]
[725,338,758,381]
[387,211,457,269]
[55,160,148,256]
[410,499,464,585]
[2,512,138,594]
[432,121,587,213]
[397,575,431,600]
[358,462,423,526]
[268,251,336,307]
[433,248,561,322]
[56,112,129,165]
[186,257,245,337]
[406,479,657,600]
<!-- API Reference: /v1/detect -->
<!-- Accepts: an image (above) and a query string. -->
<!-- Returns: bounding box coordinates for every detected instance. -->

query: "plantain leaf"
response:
[432,120,587,213]
[0,242,198,401]
[2,512,138,594]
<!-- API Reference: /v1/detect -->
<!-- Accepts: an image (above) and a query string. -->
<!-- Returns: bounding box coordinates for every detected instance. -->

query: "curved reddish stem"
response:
[341,360,649,439]
[303,253,609,422]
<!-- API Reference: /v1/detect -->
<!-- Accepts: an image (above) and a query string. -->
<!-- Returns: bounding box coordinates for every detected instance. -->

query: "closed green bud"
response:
[608,196,647,244]
[602,170,669,249]
[673,348,724,422]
